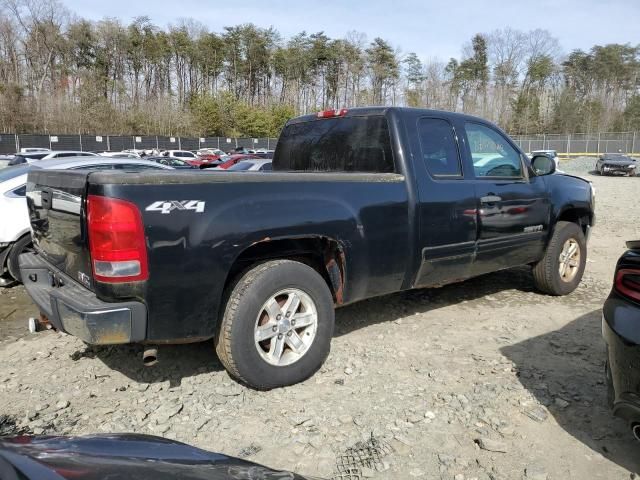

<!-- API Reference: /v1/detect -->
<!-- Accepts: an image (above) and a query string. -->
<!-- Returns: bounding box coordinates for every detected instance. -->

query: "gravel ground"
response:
[1,157,640,479]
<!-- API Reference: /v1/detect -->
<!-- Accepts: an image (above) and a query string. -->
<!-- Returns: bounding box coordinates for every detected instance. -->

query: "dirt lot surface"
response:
[1,157,639,479]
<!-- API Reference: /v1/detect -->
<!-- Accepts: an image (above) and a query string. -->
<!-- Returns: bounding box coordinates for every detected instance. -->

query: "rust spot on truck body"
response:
[324,244,345,305]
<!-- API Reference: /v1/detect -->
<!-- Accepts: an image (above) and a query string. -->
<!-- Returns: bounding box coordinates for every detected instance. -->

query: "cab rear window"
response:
[273,116,395,173]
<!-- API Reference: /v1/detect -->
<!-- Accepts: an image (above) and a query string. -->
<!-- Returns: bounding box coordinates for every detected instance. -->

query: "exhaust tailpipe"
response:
[632,423,640,443]
[142,346,158,367]
[28,314,52,333]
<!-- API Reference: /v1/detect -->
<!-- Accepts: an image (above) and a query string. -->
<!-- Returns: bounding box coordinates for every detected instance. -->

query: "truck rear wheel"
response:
[215,259,335,389]
[532,221,586,295]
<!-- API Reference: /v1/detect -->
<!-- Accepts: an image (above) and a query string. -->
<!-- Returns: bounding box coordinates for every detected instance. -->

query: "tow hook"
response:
[143,346,158,367]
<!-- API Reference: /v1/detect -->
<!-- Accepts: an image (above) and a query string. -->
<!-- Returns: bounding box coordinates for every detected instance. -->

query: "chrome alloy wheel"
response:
[254,289,318,366]
[558,238,581,282]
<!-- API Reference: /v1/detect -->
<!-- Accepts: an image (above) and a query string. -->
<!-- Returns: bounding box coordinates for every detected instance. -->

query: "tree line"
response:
[0,0,639,137]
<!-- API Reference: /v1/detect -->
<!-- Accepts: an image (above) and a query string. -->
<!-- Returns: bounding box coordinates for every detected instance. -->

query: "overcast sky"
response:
[64,0,640,60]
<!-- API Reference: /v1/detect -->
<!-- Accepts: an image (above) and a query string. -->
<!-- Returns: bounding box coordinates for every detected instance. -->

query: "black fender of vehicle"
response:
[225,234,347,304]
[545,173,595,234]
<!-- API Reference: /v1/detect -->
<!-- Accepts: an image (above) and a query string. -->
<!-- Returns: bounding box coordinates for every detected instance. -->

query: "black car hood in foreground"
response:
[0,434,314,480]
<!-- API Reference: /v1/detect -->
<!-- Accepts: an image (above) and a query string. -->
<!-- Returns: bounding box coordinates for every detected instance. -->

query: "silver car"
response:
[226,159,273,172]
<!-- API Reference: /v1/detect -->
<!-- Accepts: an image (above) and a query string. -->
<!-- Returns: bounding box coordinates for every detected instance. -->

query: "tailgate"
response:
[26,169,94,290]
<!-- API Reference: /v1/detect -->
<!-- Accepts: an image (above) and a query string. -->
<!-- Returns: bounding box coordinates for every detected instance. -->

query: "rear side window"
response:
[417,118,462,177]
[274,116,395,173]
[25,153,48,160]
[13,185,26,196]
[228,162,254,171]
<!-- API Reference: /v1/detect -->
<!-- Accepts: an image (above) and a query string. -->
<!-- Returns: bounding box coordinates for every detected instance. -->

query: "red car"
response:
[217,154,260,169]
[183,154,220,168]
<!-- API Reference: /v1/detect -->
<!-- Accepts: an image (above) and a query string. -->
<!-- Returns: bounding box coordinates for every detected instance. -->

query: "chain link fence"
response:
[0,134,279,155]
[511,132,640,156]
[3,131,639,157]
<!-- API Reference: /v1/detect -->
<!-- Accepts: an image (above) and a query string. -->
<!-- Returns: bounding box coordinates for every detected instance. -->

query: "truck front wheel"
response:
[215,259,335,389]
[532,221,586,295]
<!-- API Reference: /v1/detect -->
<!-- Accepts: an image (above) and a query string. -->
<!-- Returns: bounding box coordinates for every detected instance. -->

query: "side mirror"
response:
[531,155,556,176]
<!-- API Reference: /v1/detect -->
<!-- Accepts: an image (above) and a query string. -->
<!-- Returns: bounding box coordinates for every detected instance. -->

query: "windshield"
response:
[0,165,33,182]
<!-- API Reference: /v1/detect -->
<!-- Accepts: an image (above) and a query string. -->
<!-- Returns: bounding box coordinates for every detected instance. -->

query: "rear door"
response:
[462,121,550,275]
[410,115,478,287]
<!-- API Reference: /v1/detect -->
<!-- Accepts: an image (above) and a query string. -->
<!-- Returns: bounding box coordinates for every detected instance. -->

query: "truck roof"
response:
[286,106,493,125]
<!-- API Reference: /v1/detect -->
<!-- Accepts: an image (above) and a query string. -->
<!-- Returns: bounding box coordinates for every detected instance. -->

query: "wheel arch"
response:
[223,235,346,306]
[556,206,593,237]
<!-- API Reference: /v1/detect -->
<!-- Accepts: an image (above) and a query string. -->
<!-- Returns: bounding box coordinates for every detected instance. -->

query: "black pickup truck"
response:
[20,107,595,389]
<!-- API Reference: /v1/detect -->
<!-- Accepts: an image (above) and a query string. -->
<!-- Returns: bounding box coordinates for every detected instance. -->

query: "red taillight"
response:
[615,268,640,302]
[87,195,148,283]
[316,108,348,118]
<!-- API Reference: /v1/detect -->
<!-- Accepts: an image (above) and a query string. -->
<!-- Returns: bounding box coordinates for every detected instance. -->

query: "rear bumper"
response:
[19,252,147,344]
[602,293,640,425]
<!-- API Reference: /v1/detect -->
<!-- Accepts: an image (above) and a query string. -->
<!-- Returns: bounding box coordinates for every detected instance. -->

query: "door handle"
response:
[480,195,502,204]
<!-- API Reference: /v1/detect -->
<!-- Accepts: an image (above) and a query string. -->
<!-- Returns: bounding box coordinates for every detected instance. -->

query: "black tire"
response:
[215,259,335,390]
[7,234,33,282]
[532,221,586,296]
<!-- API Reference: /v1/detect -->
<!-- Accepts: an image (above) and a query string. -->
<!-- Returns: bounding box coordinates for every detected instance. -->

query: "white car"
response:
[0,157,172,286]
[40,151,99,160]
[197,148,225,157]
[163,150,197,159]
[14,150,101,164]
[99,151,141,158]
[20,147,50,153]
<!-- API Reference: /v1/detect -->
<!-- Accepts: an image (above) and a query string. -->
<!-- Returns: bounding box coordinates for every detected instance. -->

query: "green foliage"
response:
[619,95,640,131]
[366,37,399,104]
[189,93,295,137]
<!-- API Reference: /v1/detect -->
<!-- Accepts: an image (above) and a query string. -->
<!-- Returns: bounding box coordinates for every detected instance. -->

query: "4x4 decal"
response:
[145,200,205,214]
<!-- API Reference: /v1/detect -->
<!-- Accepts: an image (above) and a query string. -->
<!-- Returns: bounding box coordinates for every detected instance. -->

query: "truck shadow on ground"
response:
[70,341,223,388]
[73,266,538,386]
[501,309,640,474]
[334,265,537,336]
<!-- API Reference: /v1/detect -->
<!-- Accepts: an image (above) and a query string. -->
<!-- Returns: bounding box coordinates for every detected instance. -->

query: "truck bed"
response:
[27,169,411,342]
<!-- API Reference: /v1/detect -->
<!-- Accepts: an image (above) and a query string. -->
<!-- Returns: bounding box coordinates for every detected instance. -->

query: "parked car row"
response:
[0,148,274,170]
[0,151,272,286]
